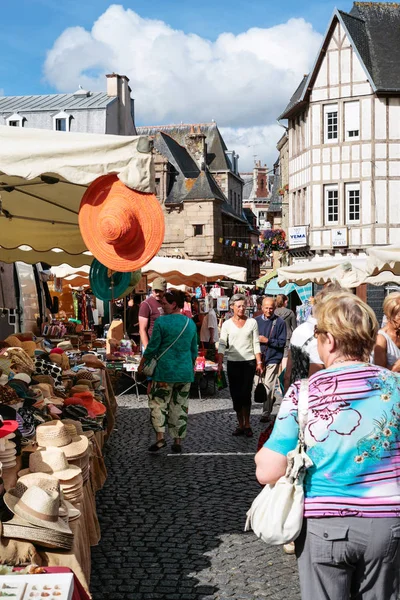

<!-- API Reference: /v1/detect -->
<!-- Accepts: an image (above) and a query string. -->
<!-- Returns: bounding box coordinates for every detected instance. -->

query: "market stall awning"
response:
[265,278,312,303]
[277,259,367,288]
[0,125,153,262]
[51,257,247,287]
[255,270,277,289]
[366,245,400,276]
[142,257,247,286]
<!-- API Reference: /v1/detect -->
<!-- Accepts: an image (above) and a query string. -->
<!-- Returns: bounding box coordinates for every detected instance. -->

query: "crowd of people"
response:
[136,279,400,599]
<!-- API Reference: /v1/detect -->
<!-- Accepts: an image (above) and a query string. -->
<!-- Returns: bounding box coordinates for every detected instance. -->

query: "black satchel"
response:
[254,375,267,404]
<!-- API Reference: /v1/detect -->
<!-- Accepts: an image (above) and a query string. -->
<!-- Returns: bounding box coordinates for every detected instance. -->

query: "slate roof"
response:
[267,173,283,213]
[278,75,309,120]
[347,2,400,92]
[279,2,400,119]
[155,132,199,179]
[243,208,259,234]
[137,123,233,171]
[0,92,114,113]
[184,171,225,201]
[241,174,254,201]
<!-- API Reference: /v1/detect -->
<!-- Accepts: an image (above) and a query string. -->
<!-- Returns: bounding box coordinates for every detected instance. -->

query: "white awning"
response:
[366,245,400,276]
[0,125,153,261]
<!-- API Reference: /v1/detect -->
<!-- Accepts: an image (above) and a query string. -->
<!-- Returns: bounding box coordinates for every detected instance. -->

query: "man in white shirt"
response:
[200,296,219,349]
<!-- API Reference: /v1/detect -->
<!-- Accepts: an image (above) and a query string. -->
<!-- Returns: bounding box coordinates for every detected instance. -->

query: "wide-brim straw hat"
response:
[78,173,165,272]
[65,393,106,416]
[12,474,81,521]
[2,515,74,549]
[81,354,105,370]
[19,447,82,481]
[71,384,92,395]
[4,485,72,534]
[20,341,37,358]
[62,419,84,436]
[36,421,88,458]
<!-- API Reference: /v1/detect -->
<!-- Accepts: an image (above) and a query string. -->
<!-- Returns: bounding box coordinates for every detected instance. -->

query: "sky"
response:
[0,0,359,169]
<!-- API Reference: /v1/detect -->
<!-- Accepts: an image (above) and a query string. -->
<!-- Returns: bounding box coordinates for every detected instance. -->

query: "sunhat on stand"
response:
[4,485,72,534]
[35,421,89,459]
[18,447,82,480]
[78,174,165,272]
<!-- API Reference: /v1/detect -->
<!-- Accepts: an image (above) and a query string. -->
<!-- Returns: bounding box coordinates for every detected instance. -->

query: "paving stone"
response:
[91,388,301,599]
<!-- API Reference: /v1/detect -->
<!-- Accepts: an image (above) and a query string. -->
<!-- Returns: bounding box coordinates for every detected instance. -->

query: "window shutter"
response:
[344,101,360,140]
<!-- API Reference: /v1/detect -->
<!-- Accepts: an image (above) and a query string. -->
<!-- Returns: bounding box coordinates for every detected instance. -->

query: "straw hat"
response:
[13,474,81,521]
[70,384,92,395]
[4,335,22,348]
[2,515,74,549]
[75,379,94,390]
[78,173,165,272]
[4,348,35,374]
[18,447,81,480]
[36,421,89,458]
[20,341,37,358]
[75,370,95,382]
[4,485,72,534]
[57,341,73,351]
[62,419,84,436]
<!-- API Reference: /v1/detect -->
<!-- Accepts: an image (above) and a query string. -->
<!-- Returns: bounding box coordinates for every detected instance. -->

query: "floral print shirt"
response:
[265,364,400,517]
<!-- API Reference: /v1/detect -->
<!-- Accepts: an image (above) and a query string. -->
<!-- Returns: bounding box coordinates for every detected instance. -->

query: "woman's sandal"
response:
[171,443,182,454]
[232,427,245,436]
[148,439,167,452]
[244,427,253,438]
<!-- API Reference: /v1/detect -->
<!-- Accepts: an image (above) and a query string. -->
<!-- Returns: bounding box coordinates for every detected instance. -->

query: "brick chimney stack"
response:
[254,161,268,198]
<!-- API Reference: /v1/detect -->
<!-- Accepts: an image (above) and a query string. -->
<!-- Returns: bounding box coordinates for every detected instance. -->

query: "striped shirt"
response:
[265,364,400,518]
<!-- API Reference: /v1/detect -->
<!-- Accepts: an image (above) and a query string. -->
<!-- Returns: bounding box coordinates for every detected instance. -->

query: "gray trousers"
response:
[262,362,280,416]
[296,517,400,600]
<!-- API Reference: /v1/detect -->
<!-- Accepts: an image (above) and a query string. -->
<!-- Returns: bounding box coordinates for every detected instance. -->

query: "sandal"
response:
[232,427,245,436]
[244,428,253,438]
[148,440,166,452]
[171,443,182,454]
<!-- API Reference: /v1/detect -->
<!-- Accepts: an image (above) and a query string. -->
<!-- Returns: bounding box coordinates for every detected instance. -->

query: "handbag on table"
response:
[245,379,313,545]
[142,318,189,377]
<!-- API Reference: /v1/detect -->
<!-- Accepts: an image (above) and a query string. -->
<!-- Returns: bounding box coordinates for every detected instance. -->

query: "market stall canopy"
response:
[51,257,247,286]
[0,125,153,264]
[265,278,312,303]
[255,270,277,289]
[142,257,247,286]
[366,245,400,276]
[277,259,367,288]
[278,257,400,288]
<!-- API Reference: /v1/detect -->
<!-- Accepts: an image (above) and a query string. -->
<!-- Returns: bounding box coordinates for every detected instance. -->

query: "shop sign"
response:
[288,226,308,248]
[332,228,348,247]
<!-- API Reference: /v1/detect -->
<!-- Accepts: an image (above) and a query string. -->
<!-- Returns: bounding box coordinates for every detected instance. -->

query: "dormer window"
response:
[6,113,24,127]
[53,111,71,132]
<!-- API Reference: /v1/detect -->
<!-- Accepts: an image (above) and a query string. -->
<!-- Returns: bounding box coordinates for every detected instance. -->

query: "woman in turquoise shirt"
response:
[140,289,198,453]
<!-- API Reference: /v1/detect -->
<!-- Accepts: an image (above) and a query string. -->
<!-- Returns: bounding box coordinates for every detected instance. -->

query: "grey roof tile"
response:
[184,171,226,201]
[278,75,309,120]
[0,92,114,113]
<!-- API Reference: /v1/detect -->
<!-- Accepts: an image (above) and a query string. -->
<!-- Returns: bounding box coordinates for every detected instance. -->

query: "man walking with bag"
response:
[255,297,286,423]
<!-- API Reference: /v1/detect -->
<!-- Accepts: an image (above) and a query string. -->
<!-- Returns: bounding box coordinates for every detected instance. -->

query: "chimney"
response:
[186,125,207,170]
[106,73,136,135]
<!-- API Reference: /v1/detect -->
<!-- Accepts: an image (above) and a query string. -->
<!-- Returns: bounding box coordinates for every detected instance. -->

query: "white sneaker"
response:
[283,542,295,555]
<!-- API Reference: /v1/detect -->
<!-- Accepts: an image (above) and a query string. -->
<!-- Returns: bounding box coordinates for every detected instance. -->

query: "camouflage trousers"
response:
[149,381,191,439]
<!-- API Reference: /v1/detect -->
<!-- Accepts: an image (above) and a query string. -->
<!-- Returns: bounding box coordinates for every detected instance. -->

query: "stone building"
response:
[136,123,258,278]
[242,161,271,229]
[0,73,136,135]
[280,2,400,263]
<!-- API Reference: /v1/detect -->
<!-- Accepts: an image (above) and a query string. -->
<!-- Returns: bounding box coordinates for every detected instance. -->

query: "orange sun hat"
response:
[79,174,165,272]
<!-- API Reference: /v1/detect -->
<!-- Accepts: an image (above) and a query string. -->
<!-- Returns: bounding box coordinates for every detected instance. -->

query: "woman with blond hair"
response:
[374,292,400,371]
[255,291,400,599]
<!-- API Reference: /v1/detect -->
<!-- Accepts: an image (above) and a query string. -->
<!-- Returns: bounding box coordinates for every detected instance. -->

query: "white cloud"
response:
[44,4,322,169]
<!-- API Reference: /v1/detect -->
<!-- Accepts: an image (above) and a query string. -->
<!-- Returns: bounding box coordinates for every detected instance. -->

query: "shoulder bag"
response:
[142,318,189,377]
[244,379,313,545]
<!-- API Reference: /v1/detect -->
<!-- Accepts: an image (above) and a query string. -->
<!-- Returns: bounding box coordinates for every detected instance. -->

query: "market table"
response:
[193,362,218,399]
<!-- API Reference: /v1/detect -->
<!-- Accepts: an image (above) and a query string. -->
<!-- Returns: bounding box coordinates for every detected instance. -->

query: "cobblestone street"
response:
[90,386,300,600]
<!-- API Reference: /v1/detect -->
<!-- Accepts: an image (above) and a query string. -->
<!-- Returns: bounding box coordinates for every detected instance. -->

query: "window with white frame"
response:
[325,184,339,224]
[323,104,338,143]
[53,111,70,132]
[344,101,360,141]
[346,183,360,223]
[6,113,24,127]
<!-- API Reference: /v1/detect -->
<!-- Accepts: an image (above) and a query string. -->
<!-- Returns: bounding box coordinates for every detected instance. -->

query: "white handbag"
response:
[142,318,189,377]
[245,379,313,545]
